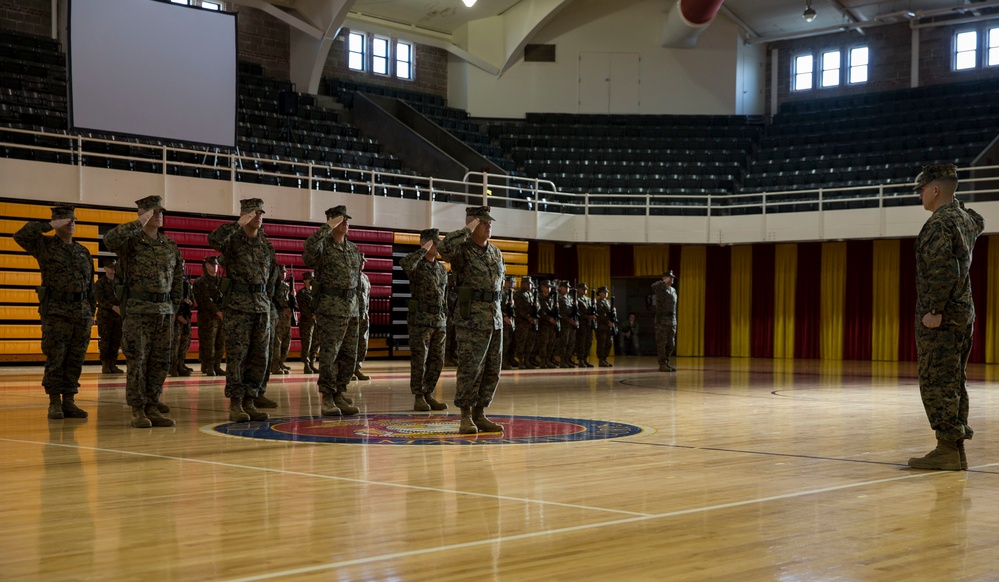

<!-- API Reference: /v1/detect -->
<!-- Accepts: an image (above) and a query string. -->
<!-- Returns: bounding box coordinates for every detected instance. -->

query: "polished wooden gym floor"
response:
[2,357,999,580]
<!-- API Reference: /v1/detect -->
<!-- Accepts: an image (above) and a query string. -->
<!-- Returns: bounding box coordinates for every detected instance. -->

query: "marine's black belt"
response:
[231,283,267,293]
[320,287,356,299]
[130,291,171,303]
[48,290,89,302]
[469,290,498,302]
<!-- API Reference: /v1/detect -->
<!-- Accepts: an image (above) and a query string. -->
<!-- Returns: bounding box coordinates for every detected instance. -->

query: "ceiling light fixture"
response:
[803,0,817,22]
[463,0,476,7]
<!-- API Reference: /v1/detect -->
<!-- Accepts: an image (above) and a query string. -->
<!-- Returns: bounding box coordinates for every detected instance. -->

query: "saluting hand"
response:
[139,209,157,226]
[237,212,254,227]
[49,218,72,230]
[466,218,480,233]
[327,216,344,229]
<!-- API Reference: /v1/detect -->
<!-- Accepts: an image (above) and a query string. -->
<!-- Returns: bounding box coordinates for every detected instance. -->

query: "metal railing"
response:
[3,125,998,215]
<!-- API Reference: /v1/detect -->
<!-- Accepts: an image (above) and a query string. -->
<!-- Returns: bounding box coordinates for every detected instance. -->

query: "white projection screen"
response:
[69,0,237,148]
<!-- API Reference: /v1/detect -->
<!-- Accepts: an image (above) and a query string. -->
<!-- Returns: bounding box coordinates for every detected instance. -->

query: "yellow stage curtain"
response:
[537,241,555,274]
[730,245,753,357]
[987,236,999,364]
[773,244,797,359]
[820,242,847,360]
[577,244,611,294]
[872,239,900,361]
[634,245,670,276]
[677,245,706,357]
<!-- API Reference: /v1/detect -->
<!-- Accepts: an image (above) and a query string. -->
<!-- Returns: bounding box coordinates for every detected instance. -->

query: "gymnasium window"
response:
[201,1,220,10]
[989,27,999,67]
[397,41,414,80]
[793,54,813,91]
[849,46,868,84]
[955,31,977,70]
[372,36,390,76]
[820,50,841,87]
[348,31,366,72]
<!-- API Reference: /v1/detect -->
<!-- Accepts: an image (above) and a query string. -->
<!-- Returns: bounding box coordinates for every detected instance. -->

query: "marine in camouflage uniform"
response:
[536,281,559,368]
[192,255,225,376]
[908,164,984,471]
[94,257,124,374]
[575,283,596,368]
[208,198,279,423]
[14,205,95,420]
[651,270,678,372]
[169,268,194,376]
[594,286,615,367]
[303,205,362,416]
[353,261,371,381]
[556,281,578,367]
[270,264,292,375]
[500,276,517,370]
[104,196,183,428]
[513,277,538,369]
[401,228,449,411]
[297,272,318,373]
[438,206,506,435]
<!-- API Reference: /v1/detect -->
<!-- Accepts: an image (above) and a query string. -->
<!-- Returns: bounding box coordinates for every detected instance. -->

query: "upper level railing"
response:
[3,125,998,216]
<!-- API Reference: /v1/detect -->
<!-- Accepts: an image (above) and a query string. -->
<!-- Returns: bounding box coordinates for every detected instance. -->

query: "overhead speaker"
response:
[279,91,298,116]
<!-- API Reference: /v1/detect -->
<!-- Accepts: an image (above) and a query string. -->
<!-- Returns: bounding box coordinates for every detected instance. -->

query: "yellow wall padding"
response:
[0,306,44,320]
[577,244,610,296]
[73,208,136,224]
[677,245,706,357]
[1,255,98,271]
[506,264,528,277]
[773,243,797,359]
[872,239,900,361]
[394,232,421,246]
[0,202,50,220]
[820,242,847,360]
[537,241,554,273]
[0,325,99,340]
[634,244,671,276]
[1,236,98,255]
[0,271,41,286]
[986,236,999,364]
[504,251,528,265]
[491,238,529,253]
[0,201,134,225]
[0,219,99,238]
[730,245,752,358]
[0,288,40,304]
[0,340,99,355]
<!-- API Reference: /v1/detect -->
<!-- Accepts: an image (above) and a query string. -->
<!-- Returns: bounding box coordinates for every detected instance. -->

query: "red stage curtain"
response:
[794,242,822,359]
[751,244,775,358]
[843,240,873,360]
[897,238,917,362]
[554,244,578,283]
[704,245,731,357]
[970,236,989,363]
[611,244,634,277]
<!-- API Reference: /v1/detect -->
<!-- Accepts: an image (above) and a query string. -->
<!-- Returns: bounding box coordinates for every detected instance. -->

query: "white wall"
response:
[452,0,763,118]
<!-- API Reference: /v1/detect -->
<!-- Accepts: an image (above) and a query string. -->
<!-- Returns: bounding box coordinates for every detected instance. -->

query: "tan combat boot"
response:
[414,394,431,412]
[353,367,370,381]
[957,439,968,471]
[334,394,359,416]
[155,401,170,413]
[145,404,176,427]
[254,394,278,408]
[242,397,269,421]
[472,406,503,433]
[47,394,64,420]
[320,394,341,416]
[131,406,152,428]
[425,394,448,411]
[907,439,962,471]
[61,394,89,419]
[228,398,251,422]
[458,406,477,435]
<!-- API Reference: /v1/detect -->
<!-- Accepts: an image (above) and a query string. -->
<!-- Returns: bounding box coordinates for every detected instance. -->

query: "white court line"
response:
[0,437,649,517]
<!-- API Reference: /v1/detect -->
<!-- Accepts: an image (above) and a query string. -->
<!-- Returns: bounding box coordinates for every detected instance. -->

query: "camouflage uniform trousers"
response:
[96,310,122,365]
[514,323,536,366]
[223,311,271,400]
[409,325,446,395]
[317,314,358,396]
[271,312,292,369]
[576,327,594,364]
[558,326,576,364]
[502,322,515,366]
[655,322,677,365]
[261,308,278,392]
[356,316,370,369]
[595,328,613,360]
[916,321,974,441]
[171,318,192,371]
[454,326,502,408]
[41,314,92,395]
[299,319,317,361]
[197,313,225,371]
[122,313,173,407]
[538,323,558,365]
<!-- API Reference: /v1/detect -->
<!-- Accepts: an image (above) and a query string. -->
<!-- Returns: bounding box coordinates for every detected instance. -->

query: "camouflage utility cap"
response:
[576,282,588,290]
[662,270,676,278]
[558,280,569,288]
[51,205,76,220]
[540,280,553,288]
[239,198,265,214]
[420,228,440,241]
[101,257,117,268]
[302,271,314,280]
[203,255,219,265]
[136,195,165,211]
[325,205,351,220]
[913,164,958,192]
[465,205,495,222]
[597,286,609,294]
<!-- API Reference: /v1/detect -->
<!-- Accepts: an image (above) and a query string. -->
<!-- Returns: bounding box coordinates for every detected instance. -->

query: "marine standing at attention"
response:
[103,196,183,428]
[192,255,225,376]
[94,257,123,374]
[353,255,371,381]
[297,272,318,373]
[652,270,678,372]
[14,204,96,420]
[401,228,449,412]
[438,206,506,435]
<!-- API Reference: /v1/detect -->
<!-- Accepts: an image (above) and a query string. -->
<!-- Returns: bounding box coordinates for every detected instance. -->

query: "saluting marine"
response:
[401,228,449,411]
